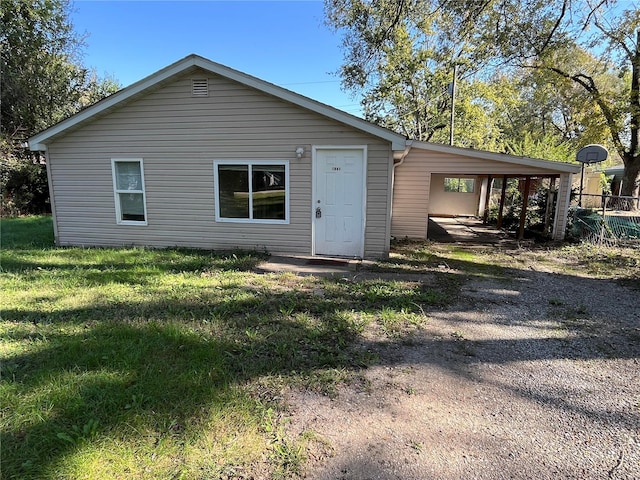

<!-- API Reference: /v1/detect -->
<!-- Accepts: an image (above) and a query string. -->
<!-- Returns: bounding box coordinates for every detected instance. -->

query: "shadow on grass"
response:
[1,214,267,284]
[3,218,639,478]
[1,247,266,282]
[2,291,372,478]
[4,266,639,478]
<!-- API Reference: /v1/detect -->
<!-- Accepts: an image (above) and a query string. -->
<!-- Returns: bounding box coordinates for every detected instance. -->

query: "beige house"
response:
[29,55,579,258]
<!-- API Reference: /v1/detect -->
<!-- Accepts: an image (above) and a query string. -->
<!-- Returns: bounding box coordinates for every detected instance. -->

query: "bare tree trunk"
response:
[620,153,640,199]
[621,29,640,199]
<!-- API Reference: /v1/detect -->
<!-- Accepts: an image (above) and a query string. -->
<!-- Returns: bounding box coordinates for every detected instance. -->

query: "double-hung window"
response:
[112,158,147,225]
[214,160,289,223]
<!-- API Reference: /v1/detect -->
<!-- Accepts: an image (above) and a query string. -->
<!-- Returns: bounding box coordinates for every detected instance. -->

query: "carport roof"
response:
[408,140,581,174]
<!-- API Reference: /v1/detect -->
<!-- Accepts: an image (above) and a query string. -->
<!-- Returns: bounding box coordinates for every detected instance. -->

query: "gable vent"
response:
[192,79,209,97]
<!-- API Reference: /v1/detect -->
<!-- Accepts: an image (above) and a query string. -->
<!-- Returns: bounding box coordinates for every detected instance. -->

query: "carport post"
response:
[497,175,508,229]
[518,176,532,240]
[543,177,557,237]
[482,175,493,223]
[552,173,573,240]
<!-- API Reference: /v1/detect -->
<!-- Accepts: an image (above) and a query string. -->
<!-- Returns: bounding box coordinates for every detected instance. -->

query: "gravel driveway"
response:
[286,257,640,479]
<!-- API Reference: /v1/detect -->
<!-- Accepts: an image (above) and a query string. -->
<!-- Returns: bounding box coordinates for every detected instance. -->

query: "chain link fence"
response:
[570,194,640,246]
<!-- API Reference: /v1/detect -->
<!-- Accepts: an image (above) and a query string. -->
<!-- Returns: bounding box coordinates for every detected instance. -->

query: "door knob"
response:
[315,207,322,218]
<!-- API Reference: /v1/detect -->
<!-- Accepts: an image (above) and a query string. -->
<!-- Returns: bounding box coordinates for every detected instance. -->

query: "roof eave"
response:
[410,140,581,174]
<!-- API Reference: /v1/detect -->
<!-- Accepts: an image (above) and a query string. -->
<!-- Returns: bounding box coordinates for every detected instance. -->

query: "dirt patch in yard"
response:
[284,251,640,479]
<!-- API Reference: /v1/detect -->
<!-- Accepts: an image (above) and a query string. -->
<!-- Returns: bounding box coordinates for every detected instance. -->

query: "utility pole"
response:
[449,64,458,146]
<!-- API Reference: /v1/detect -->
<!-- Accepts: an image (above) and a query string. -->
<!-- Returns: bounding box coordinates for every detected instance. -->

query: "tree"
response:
[358,24,452,141]
[326,0,500,146]
[507,4,639,197]
[325,0,640,198]
[356,23,503,150]
[1,0,119,214]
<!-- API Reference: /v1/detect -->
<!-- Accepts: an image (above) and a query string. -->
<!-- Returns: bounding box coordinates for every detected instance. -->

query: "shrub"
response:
[1,137,50,216]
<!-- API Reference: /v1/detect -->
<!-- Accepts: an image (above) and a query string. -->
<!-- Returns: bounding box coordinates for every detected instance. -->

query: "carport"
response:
[391,141,581,242]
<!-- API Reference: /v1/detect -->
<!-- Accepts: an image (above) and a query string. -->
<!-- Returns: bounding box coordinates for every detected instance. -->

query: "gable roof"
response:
[28,54,407,151]
[26,53,581,176]
[409,140,582,174]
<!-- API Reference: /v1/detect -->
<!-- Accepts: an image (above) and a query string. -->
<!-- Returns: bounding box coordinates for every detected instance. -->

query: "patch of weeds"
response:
[303,368,350,398]
[339,279,449,312]
[448,248,478,262]
[450,330,465,340]
[123,394,148,411]
[378,307,427,337]
[299,429,333,452]
[375,243,508,280]
[548,298,564,306]
[562,304,590,322]
[550,244,640,280]
[405,244,435,262]
[56,418,100,446]
[372,241,439,272]
[548,303,600,335]
[2,361,19,381]
[278,302,296,316]
[351,349,379,368]
[263,409,305,479]
[380,307,404,336]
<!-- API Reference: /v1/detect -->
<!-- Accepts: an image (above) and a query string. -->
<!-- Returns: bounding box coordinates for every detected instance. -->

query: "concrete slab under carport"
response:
[427,216,516,245]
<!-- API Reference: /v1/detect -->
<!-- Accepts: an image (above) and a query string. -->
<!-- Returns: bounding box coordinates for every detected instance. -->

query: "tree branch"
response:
[593,16,634,60]
[537,0,568,55]
[540,65,626,155]
[379,0,407,50]
[582,0,609,31]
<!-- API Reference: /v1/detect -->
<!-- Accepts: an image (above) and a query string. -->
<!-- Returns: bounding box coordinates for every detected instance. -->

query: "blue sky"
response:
[71,0,363,115]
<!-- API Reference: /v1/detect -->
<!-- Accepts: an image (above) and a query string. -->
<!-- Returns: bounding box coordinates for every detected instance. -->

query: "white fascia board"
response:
[29,54,407,152]
[410,140,582,174]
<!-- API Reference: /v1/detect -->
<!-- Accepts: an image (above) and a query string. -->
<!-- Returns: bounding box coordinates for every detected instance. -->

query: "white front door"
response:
[313,147,366,257]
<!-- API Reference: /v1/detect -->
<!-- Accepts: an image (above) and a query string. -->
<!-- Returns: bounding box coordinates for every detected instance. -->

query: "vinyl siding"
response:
[391,158,431,238]
[47,67,392,258]
[392,148,574,239]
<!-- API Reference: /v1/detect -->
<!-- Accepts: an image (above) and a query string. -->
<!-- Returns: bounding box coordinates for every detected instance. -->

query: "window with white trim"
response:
[444,177,475,193]
[112,158,147,224]
[214,160,289,223]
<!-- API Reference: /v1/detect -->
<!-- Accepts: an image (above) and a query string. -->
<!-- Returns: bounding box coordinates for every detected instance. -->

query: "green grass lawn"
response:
[2,216,637,479]
[0,216,449,479]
